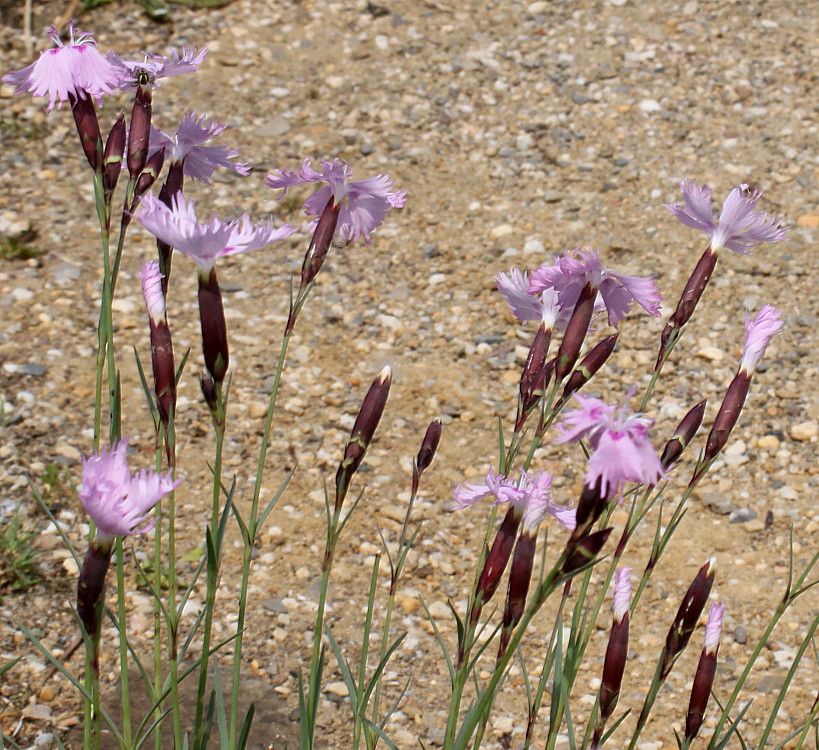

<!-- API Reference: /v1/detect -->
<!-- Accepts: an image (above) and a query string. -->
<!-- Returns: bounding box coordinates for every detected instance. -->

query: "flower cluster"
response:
[266,158,407,246]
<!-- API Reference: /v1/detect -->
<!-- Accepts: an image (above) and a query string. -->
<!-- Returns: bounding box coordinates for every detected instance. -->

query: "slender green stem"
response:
[115,537,132,747]
[450,560,567,750]
[152,461,163,750]
[166,426,183,750]
[353,555,381,750]
[306,515,340,750]
[193,400,226,750]
[83,645,93,750]
[229,334,292,748]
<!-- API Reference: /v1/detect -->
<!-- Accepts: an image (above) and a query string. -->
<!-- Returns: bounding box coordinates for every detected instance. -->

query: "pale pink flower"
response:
[148,111,249,184]
[139,259,166,323]
[555,394,664,495]
[740,305,783,373]
[265,158,407,245]
[79,439,180,542]
[704,602,725,654]
[136,192,295,273]
[495,268,572,328]
[612,566,632,623]
[452,468,576,530]
[2,21,119,111]
[108,46,207,89]
[665,179,788,255]
[528,247,661,328]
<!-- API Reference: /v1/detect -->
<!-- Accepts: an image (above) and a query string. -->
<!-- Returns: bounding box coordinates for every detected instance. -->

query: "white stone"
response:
[639,99,662,113]
[790,421,817,441]
[490,224,516,239]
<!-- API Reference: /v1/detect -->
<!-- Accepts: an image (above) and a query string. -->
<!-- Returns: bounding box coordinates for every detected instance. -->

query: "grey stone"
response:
[729,507,758,524]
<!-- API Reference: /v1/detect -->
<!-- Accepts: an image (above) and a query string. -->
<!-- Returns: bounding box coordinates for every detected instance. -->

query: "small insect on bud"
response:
[335,367,392,510]
[555,283,596,382]
[660,399,707,470]
[128,83,153,179]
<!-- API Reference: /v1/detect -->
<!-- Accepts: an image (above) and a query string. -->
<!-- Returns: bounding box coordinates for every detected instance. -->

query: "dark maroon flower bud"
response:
[200,373,218,413]
[131,148,165,201]
[656,247,719,368]
[197,267,230,384]
[303,197,341,286]
[77,541,114,639]
[335,367,392,509]
[128,83,153,179]
[555,283,596,382]
[569,478,609,544]
[661,558,717,681]
[496,531,536,659]
[103,114,126,197]
[415,418,442,474]
[685,602,725,743]
[661,399,707,470]
[592,566,632,749]
[472,504,524,626]
[412,418,443,494]
[558,333,619,407]
[162,161,185,201]
[69,93,103,173]
[561,527,612,577]
[515,325,553,432]
[150,321,176,431]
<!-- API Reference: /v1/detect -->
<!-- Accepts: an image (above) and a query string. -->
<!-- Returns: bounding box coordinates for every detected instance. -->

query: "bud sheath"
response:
[197,267,230,384]
[555,283,596,382]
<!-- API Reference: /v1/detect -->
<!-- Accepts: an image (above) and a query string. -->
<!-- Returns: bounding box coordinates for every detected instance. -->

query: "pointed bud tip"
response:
[377,365,393,383]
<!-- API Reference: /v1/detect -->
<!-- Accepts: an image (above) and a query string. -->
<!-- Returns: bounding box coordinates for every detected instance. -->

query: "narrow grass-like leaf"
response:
[324,624,359,701]
[359,718,397,750]
[175,347,191,385]
[237,704,256,750]
[133,346,160,426]
[255,465,296,534]
[419,597,455,682]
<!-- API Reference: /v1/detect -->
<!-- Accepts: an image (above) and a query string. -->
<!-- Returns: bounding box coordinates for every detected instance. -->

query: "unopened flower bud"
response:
[472,504,523,625]
[335,367,392,509]
[685,602,725,743]
[561,527,612,578]
[660,399,707,470]
[559,332,619,407]
[128,83,153,178]
[302,197,341,287]
[103,114,126,198]
[516,325,553,432]
[197,266,229,384]
[77,540,114,639]
[555,283,596,382]
[656,247,719,368]
[593,567,632,747]
[661,557,717,681]
[70,93,103,173]
[415,418,442,474]
[200,373,218,413]
[140,260,176,430]
[133,148,166,202]
[497,530,536,659]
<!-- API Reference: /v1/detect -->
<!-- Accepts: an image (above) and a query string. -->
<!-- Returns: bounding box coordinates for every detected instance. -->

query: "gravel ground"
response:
[0,1,817,748]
